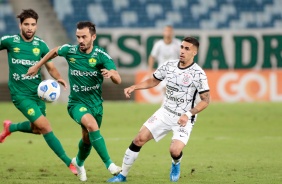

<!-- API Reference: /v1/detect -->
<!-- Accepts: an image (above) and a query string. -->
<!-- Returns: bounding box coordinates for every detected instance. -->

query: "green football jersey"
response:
[57,44,117,106]
[0,34,50,99]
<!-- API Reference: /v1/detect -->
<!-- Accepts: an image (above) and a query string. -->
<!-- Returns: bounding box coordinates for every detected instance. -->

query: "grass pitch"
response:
[0,102,281,184]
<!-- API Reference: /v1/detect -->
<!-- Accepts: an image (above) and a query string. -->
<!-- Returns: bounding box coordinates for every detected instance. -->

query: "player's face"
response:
[19,18,37,41]
[76,27,96,53]
[179,41,197,65]
[163,26,173,39]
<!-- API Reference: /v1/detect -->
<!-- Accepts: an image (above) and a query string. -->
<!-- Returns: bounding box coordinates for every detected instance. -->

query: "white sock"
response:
[172,155,183,165]
[121,148,139,176]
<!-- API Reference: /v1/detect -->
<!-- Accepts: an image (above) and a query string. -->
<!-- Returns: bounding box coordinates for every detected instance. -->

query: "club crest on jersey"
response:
[79,107,87,112]
[89,58,97,67]
[13,47,20,53]
[182,74,191,85]
[32,48,40,56]
[69,58,76,63]
[27,108,35,116]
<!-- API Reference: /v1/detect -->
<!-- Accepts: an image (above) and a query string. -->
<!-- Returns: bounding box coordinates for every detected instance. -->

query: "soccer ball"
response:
[37,79,60,102]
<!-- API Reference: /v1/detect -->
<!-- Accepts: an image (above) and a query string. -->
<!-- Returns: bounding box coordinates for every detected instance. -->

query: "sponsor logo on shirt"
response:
[12,58,39,66]
[13,36,20,43]
[13,47,20,53]
[69,58,76,63]
[13,73,39,81]
[70,69,97,77]
[68,47,77,54]
[32,48,40,56]
[89,58,97,67]
[72,84,80,92]
[81,84,99,92]
[72,84,100,92]
[32,40,39,46]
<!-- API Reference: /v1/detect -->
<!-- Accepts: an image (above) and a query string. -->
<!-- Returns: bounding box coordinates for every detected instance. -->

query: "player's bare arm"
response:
[124,77,160,98]
[190,91,210,115]
[45,62,67,89]
[178,91,210,127]
[101,69,121,84]
[26,47,59,76]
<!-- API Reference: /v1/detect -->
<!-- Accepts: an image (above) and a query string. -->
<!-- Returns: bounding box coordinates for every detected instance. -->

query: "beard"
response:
[22,31,35,40]
[79,42,91,52]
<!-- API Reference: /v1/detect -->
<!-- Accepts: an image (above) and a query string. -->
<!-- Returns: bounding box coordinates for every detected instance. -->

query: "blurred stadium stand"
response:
[0,0,17,35]
[49,0,282,42]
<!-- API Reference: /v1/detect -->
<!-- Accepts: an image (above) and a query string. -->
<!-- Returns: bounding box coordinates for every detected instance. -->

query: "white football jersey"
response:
[153,60,209,117]
[150,38,181,66]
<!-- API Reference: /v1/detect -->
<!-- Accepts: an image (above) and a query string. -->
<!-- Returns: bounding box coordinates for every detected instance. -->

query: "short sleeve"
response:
[153,61,168,81]
[99,48,116,70]
[0,36,9,50]
[194,70,210,94]
[57,44,72,57]
[41,42,51,62]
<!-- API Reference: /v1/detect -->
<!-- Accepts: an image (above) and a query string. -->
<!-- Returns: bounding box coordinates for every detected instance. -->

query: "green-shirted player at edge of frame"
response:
[26,21,122,182]
[0,9,78,175]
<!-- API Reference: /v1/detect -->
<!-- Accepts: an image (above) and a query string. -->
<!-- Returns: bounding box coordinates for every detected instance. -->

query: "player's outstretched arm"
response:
[26,47,60,77]
[45,62,67,89]
[124,77,160,98]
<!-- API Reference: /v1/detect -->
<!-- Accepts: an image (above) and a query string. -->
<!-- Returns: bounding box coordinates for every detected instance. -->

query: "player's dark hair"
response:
[17,9,38,24]
[77,21,96,35]
[183,37,199,49]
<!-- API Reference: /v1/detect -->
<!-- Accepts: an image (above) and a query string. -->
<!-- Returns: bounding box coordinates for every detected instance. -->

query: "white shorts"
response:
[144,107,194,145]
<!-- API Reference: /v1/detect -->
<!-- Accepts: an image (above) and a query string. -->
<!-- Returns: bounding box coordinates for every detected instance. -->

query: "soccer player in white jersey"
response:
[108,37,210,182]
[147,25,181,101]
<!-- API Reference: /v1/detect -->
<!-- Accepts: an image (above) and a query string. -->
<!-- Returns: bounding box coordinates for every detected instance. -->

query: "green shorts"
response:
[67,103,103,127]
[12,96,46,123]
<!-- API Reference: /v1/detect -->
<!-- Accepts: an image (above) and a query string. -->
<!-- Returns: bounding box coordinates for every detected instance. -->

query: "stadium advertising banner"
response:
[135,69,282,103]
[96,28,282,102]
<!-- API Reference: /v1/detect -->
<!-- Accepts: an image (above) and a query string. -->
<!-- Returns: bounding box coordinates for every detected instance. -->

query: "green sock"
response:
[89,130,112,168]
[43,131,71,166]
[9,121,32,133]
[76,139,92,167]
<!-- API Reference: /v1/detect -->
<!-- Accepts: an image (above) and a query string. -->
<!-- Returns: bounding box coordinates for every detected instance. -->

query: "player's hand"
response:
[26,65,39,77]
[101,69,112,78]
[124,86,135,98]
[177,114,189,127]
[57,78,68,90]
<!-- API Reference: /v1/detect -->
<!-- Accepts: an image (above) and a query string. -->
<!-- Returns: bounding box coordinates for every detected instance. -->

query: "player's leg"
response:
[68,104,92,181]
[169,121,193,182]
[80,113,121,174]
[71,126,91,181]
[68,104,121,180]
[108,108,170,182]
[0,99,42,142]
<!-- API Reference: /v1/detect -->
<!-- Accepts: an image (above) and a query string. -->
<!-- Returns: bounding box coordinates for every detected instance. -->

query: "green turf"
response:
[0,102,281,184]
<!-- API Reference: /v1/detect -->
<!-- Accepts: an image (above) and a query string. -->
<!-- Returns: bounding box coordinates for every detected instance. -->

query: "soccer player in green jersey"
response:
[0,9,77,175]
[26,21,122,182]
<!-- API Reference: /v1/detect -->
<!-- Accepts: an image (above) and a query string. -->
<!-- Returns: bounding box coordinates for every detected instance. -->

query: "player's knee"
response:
[30,123,41,134]
[169,147,182,158]
[133,136,147,147]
